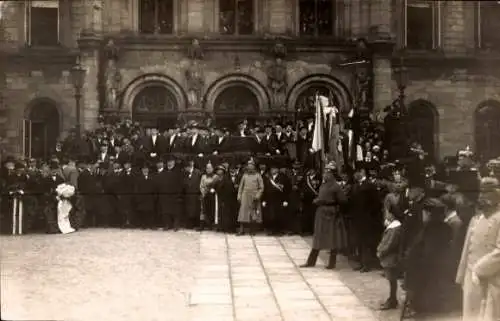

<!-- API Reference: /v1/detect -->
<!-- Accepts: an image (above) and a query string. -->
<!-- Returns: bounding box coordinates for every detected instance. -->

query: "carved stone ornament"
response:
[103,39,121,110]
[185,60,205,109]
[267,58,287,109]
[187,38,204,60]
[270,41,287,59]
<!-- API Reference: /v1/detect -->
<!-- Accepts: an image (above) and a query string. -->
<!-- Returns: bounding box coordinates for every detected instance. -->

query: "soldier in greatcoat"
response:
[300,162,347,269]
[456,177,500,321]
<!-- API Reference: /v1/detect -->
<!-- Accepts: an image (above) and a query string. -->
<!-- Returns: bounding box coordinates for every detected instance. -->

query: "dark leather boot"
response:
[326,250,337,269]
[300,249,319,268]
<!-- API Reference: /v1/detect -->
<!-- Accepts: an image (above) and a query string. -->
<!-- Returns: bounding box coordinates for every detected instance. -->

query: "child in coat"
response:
[377,210,403,310]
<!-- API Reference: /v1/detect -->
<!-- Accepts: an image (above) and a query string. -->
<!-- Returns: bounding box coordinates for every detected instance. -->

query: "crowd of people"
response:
[0,114,499,321]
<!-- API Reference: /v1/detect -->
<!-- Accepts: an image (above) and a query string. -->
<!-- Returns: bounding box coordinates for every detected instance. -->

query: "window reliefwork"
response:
[219,0,254,35]
[25,0,59,46]
[139,0,174,34]
[299,0,335,37]
[403,0,440,50]
[476,2,500,50]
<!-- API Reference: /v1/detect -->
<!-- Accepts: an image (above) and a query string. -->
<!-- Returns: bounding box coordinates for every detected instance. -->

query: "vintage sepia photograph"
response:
[0,0,499,320]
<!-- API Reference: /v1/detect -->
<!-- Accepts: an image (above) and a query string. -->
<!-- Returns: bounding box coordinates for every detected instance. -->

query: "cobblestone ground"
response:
[0,228,200,321]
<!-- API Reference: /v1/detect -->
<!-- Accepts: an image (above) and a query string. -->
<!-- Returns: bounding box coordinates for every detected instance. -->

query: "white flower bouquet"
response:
[56,183,75,200]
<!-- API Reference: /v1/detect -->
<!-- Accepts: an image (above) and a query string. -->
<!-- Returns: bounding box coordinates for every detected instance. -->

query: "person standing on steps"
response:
[300,161,347,269]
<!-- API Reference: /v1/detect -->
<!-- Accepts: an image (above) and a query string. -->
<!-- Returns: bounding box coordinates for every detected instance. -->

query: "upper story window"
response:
[219,0,254,35]
[139,0,174,34]
[477,2,500,50]
[26,0,59,46]
[299,0,335,36]
[404,0,440,50]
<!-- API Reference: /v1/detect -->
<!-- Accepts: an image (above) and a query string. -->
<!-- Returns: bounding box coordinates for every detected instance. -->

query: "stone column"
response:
[368,0,394,115]
[77,34,101,131]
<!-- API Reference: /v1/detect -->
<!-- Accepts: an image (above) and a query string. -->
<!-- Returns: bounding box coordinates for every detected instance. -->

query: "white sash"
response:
[306,176,319,196]
[269,176,284,192]
[214,193,219,225]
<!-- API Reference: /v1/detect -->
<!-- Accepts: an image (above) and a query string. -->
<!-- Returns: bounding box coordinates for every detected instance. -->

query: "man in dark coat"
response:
[118,157,136,227]
[250,127,267,155]
[142,127,167,163]
[262,161,291,235]
[300,162,346,269]
[214,164,237,233]
[209,127,230,155]
[77,158,100,228]
[155,155,184,230]
[134,162,156,228]
[301,168,320,235]
[288,161,304,234]
[296,126,312,167]
[350,167,380,272]
[262,124,278,155]
[102,161,123,227]
[183,158,202,229]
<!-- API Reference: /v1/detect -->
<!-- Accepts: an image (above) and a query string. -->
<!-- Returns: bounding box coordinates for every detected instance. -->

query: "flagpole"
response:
[316,92,325,172]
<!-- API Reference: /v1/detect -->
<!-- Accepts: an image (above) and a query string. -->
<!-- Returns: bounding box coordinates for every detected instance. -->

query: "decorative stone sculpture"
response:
[270,41,287,59]
[267,58,287,109]
[185,39,205,108]
[103,39,121,110]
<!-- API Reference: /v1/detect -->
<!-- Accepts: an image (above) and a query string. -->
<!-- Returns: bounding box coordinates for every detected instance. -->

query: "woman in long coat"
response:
[214,164,238,233]
[456,177,500,321]
[237,159,264,235]
[300,162,346,269]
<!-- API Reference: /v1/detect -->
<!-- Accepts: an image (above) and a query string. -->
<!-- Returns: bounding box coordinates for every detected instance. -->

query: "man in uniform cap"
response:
[262,159,291,235]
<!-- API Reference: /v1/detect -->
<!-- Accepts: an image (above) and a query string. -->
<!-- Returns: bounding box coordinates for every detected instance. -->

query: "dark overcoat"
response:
[312,178,347,250]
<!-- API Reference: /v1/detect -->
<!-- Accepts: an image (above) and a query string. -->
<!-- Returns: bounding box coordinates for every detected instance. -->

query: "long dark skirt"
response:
[201,193,216,226]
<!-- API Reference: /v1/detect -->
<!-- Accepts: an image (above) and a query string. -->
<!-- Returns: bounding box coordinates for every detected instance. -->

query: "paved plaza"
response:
[189,233,377,321]
[1,229,461,321]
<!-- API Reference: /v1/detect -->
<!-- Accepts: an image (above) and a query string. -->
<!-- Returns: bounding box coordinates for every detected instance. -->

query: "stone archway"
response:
[475,100,500,161]
[212,83,260,130]
[408,99,439,161]
[24,98,61,159]
[122,74,187,130]
[287,74,353,116]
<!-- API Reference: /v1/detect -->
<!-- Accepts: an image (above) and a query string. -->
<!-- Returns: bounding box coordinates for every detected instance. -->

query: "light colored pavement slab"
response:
[1,229,201,321]
[188,232,378,321]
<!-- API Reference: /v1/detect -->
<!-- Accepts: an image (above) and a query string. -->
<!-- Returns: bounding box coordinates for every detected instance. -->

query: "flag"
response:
[318,94,341,166]
[311,94,324,153]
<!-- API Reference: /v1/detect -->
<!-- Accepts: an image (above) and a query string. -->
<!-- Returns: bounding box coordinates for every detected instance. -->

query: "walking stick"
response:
[12,195,17,235]
[18,198,23,235]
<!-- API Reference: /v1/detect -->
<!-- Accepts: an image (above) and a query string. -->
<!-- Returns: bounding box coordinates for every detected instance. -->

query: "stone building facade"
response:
[1,0,500,161]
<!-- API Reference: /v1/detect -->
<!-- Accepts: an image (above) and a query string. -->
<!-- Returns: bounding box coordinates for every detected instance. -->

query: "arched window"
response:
[295,83,339,118]
[213,84,259,130]
[132,84,178,129]
[475,101,500,161]
[408,100,438,160]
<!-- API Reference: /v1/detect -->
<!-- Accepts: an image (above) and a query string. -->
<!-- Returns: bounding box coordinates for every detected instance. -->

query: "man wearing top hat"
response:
[209,127,229,155]
[117,155,136,228]
[250,126,267,155]
[77,156,99,228]
[287,160,304,234]
[41,161,65,233]
[155,154,185,230]
[296,126,312,166]
[262,159,291,235]
[182,156,202,230]
[262,123,278,156]
[184,123,207,156]
[166,127,183,154]
[273,122,288,156]
[134,160,157,229]
[142,127,167,162]
[102,161,123,227]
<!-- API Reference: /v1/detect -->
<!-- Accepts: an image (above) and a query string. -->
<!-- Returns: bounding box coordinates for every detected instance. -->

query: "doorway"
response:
[24,99,60,160]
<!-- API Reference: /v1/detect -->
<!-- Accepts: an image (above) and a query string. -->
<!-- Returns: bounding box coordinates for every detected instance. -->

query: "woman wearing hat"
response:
[237,158,264,235]
[213,164,238,233]
[457,177,500,321]
[300,162,346,269]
